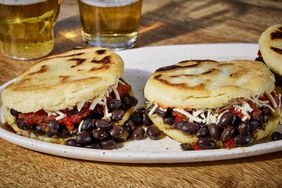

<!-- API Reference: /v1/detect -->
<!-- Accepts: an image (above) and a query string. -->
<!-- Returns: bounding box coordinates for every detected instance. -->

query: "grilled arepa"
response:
[258,24,282,94]
[1,47,137,145]
[144,60,281,149]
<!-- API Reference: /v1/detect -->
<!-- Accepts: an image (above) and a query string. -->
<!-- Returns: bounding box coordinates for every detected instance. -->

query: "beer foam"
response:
[0,0,46,5]
[80,0,139,7]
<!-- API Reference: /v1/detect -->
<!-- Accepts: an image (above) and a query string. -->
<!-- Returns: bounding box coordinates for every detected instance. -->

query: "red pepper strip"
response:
[117,82,130,97]
[192,143,202,150]
[18,110,47,126]
[59,106,91,132]
[172,111,187,123]
[225,138,235,149]
[230,108,246,120]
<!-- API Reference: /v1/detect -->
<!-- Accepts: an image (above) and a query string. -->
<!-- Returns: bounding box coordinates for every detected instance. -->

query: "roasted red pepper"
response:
[192,142,202,150]
[224,138,235,149]
[117,82,130,97]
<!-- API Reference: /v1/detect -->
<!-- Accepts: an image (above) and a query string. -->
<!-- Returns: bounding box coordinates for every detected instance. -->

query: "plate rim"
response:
[1,43,281,163]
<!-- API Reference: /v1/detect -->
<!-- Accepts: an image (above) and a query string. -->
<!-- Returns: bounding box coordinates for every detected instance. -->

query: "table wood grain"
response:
[1,0,282,187]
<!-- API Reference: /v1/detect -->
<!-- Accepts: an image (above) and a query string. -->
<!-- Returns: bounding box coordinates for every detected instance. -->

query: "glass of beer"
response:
[78,0,142,50]
[0,0,60,60]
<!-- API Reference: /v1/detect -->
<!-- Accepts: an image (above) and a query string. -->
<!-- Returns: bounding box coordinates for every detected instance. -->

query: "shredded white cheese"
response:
[148,103,158,116]
[78,120,84,133]
[55,111,66,120]
[216,110,229,124]
[233,104,250,121]
[173,108,203,123]
[77,100,86,112]
[206,109,211,124]
[261,103,275,113]
[112,86,121,100]
[266,92,277,108]
[118,79,127,86]
[192,110,203,117]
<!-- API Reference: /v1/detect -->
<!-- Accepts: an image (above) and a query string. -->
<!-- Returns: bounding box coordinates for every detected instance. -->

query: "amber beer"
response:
[78,0,142,50]
[0,0,60,60]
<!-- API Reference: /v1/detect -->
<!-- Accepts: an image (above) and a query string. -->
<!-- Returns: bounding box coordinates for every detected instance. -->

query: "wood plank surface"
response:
[0,0,282,187]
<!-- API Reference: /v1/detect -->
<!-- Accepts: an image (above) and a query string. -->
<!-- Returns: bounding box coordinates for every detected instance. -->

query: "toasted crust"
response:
[259,24,282,76]
[144,60,275,109]
[1,47,124,113]
[148,108,281,144]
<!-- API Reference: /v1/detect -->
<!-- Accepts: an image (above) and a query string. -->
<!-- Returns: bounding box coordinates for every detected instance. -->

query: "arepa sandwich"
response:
[257,24,282,94]
[144,60,281,149]
[1,47,137,146]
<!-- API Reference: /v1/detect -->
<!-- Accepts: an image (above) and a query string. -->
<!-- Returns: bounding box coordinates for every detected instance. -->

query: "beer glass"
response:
[78,0,142,50]
[0,0,60,60]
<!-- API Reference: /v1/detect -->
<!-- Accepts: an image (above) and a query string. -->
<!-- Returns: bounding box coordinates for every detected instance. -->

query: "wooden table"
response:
[1,0,282,187]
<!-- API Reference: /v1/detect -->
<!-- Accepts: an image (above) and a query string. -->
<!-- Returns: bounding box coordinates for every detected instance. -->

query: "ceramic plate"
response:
[1,43,281,163]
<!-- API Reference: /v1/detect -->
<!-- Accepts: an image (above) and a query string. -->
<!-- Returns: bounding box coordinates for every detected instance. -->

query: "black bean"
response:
[95,119,112,130]
[249,120,261,134]
[85,142,101,149]
[34,125,44,135]
[146,126,161,140]
[124,120,136,133]
[130,112,143,126]
[122,96,133,108]
[220,126,235,142]
[208,123,221,140]
[142,113,152,126]
[108,99,122,110]
[136,107,146,113]
[163,117,175,125]
[132,127,145,140]
[156,108,167,118]
[271,132,282,141]
[10,108,20,117]
[110,126,129,141]
[129,96,138,106]
[111,110,125,121]
[46,120,60,137]
[92,129,111,141]
[91,105,104,119]
[69,108,79,115]
[237,123,250,135]
[76,131,94,145]
[110,125,123,138]
[196,127,209,138]
[197,138,217,149]
[180,143,193,151]
[219,112,236,126]
[57,127,70,138]
[100,139,117,149]
[177,121,200,134]
[262,107,271,116]
[234,135,251,146]
[16,119,29,130]
[66,139,77,146]
[81,119,95,132]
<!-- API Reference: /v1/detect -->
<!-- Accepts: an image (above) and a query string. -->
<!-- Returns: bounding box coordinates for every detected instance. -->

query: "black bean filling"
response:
[147,102,275,149]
